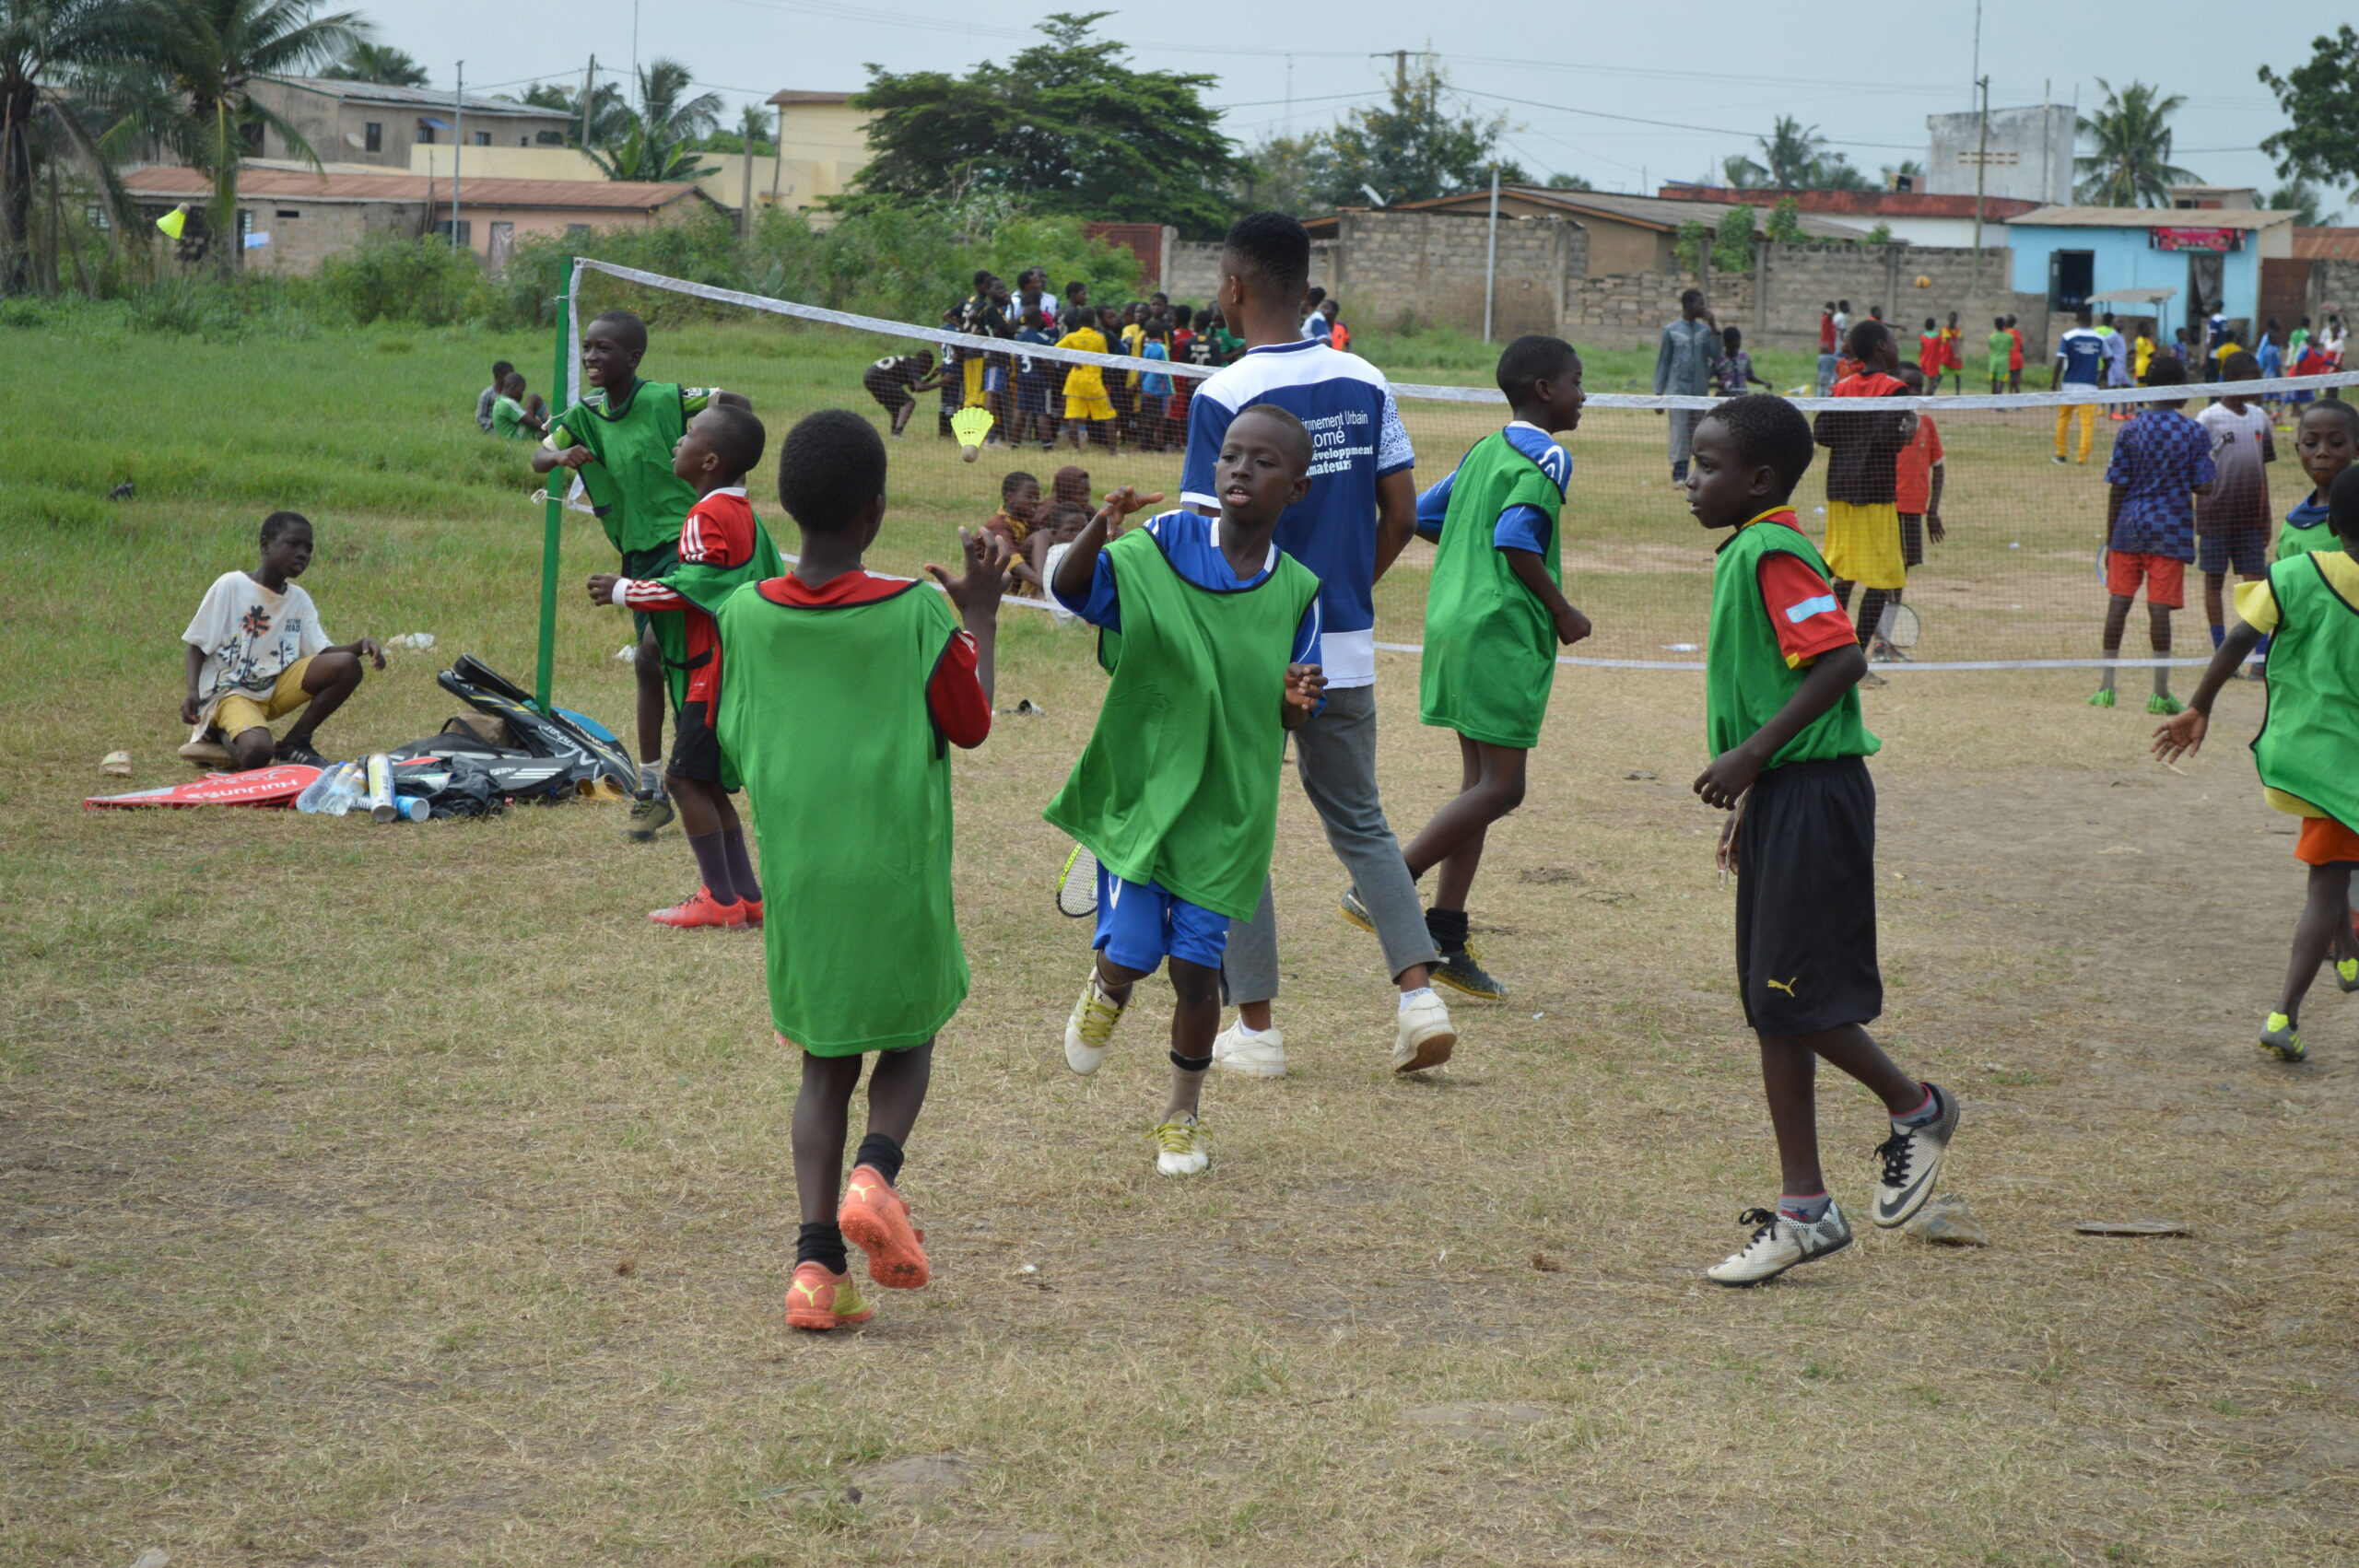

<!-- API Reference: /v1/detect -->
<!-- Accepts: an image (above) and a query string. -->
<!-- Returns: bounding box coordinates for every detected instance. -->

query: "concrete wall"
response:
[1926,105,2074,205]
[250,81,569,171]
[2005,226,2262,327]
[1328,210,1586,335]
[1564,270,1755,348]
[2316,259,2359,315]
[408,143,840,217]
[1753,241,2048,357]
[228,199,428,275]
[1164,239,1333,304]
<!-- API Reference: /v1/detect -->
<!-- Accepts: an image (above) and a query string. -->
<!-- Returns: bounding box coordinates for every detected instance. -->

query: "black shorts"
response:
[1899,512,1925,568]
[863,370,913,413]
[1733,755,1883,1036]
[668,698,729,787]
[2197,524,2268,578]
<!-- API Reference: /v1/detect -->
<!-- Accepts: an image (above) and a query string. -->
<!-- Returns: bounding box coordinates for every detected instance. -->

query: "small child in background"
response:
[2281,399,2359,567]
[1050,463,1091,511]
[1941,310,1964,393]
[1402,335,1593,1000]
[1014,310,1057,450]
[1884,363,1946,655]
[1813,320,1917,664]
[1714,325,1769,397]
[2195,351,2276,674]
[982,470,1041,556]
[1110,304,1145,448]
[863,349,945,438]
[181,511,383,771]
[2257,321,2285,423]
[2093,355,2216,713]
[1054,310,1118,454]
[1168,306,1198,446]
[1320,298,1346,351]
[2153,465,2359,1064]
[489,369,547,440]
[1987,316,2012,395]
[1917,318,1945,389]
[1138,319,1174,452]
[715,409,1007,1331]
[2006,314,2025,392]
[476,359,514,432]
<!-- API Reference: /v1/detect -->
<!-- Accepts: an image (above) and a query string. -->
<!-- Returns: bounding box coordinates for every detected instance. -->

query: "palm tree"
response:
[635,57,720,147]
[583,116,714,183]
[1,0,145,293]
[1755,115,1828,189]
[1720,153,1769,189]
[2074,79,2195,207]
[322,41,425,87]
[141,0,367,275]
[522,76,628,146]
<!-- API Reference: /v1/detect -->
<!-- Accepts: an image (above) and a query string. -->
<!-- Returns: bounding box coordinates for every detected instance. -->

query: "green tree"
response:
[1755,116,1826,188]
[1236,131,1332,216]
[321,41,424,86]
[2074,78,2196,207]
[846,11,1238,238]
[523,75,628,146]
[698,103,776,156]
[2259,27,2359,199]
[1719,154,1769,189]
[1544,170,1592,191]
[2265,178,2333,228]
[1317,57,1518,207]
[1,0,146,293]
[1765,195,1805,244]
[1712,205,1754,271]
[142,0,367,275]
[632,56,721,147]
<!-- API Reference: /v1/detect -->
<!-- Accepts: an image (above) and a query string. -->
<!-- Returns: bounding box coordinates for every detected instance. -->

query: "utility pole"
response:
[1482,163,1500,343]
[452,61,464,254]
[1394,49,1408,90]
[580,55,596,147]
[630,0,641,104]
[1972,75,1990,286]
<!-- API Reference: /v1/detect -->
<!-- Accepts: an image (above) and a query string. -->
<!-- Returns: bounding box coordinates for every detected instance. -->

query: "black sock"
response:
[1425,907,1470,954]
[853,1131,904,1185]
[686,830,738,906]
[722,827,759,902]
[796,1220,848,1275]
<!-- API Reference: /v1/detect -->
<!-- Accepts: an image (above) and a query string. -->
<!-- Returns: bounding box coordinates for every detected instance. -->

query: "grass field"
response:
[6,311,2357,1567]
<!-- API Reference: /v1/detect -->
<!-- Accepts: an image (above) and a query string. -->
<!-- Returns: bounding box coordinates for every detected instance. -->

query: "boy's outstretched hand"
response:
[1094,485,1167,534]
[2152,706,2208,764]
[926,527,1012,615]
[585,572,620,607]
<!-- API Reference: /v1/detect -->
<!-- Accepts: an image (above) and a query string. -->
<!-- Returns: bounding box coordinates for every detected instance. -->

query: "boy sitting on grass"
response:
[475,358,514,432]
[712,410,1008,1331]
[489,370,547,440]
[1401,334,1593,1000]
[181,511,383,770]
[1046,408,1326,1177]
[588,404,785,930]
[2154,465,2359,1063]
[534,309,747,841]
[1684,394,1959,1286]
[2094,355,2215,713]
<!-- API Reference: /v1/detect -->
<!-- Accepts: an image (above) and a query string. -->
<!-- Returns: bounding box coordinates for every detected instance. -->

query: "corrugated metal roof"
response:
[2294,228,2359,261]
[1656,185,2042,222]
[766,89,858,106]
[2007,205,2295,228]
[264,75,566,118]
[122,165,709,210]
[1309,186,1865,240]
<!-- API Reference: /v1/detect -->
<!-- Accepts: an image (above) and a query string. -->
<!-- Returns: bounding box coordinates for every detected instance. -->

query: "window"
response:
[238,120,264,154]
[518,135,531,146]
[434,219,474,245]
[417,123,436,145]
[2048,250,2095,311]
[535,131,567,145]
[364,121,382,153]
[472,130,491,146]
[85,205,111,230]
[237,209,253,240]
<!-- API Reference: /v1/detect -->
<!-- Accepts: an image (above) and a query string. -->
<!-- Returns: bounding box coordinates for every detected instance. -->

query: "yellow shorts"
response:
[963,357,984,403]
[1063,392,1115,423]
[1823,501,1907,591]
[211,657,315,736]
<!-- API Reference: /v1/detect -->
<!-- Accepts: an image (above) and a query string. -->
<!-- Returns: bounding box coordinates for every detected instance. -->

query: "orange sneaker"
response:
[785,1261,873,1330]
[740,895,763,928]
[648,886,745,929]
[839,1164,929,1289]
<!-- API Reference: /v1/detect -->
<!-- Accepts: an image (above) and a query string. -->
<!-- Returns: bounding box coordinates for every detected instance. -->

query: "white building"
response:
[1926,104,2075,207]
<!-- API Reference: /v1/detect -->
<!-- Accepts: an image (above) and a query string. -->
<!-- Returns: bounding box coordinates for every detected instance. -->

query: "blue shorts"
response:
[1094,867,1229,973]
[983,364,1008,393]
[2197,524,2268,578]
[1018,379,1050,415]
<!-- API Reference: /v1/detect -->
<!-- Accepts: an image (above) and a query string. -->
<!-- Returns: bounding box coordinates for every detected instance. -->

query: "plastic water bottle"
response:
[364,754,397,823]
[295,760,364,816]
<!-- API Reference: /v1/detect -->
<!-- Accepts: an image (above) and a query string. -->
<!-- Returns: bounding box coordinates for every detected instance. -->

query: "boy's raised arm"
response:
[1050,486,1162,603]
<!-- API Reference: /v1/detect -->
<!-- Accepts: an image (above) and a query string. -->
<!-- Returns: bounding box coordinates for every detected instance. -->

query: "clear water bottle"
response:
[295,760,364,816]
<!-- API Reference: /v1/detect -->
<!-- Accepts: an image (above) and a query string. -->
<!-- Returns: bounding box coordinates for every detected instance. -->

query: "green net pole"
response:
[533,255,573,715]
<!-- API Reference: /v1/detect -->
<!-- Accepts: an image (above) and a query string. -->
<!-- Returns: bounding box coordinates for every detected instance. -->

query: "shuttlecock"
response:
[156,205,189,240]
[951,405,994,462]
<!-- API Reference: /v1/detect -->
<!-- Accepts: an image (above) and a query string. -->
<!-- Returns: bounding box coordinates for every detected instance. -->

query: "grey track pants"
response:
[1223,682,1438,1005]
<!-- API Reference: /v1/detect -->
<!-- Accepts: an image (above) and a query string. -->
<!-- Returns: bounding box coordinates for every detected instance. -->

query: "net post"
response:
[533,255,573,715]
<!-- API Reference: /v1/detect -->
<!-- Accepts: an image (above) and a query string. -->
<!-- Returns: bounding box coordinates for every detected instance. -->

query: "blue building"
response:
[2004,205,2295,336]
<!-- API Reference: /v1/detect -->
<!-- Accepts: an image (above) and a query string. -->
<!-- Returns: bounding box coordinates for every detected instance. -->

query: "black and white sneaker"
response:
[1872,1082,1959,1229]
[1431,944,1508,1000]
[1706,1202,1853,1286]
[623,790,675,842]
[275,739,327,767]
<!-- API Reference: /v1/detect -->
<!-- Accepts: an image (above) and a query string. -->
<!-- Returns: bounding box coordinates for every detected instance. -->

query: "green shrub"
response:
[317,234,499,326]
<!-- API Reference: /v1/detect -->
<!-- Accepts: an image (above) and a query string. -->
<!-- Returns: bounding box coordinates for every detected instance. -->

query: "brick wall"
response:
[1328,210,1586,336]
[231,199,428,275]
[1563,269,1755,346]
[2315,259,2359,316]
[1751,242,2048,359]
[1164,240,1333,305]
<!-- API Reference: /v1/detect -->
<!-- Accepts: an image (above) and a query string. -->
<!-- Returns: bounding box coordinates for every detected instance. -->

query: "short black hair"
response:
[700,403,767,479]
[2073,307,2093,326]
[1680,287,1705,309]
[1837,298,1850,310]
[1305,286,1327,307]
[1994,315,2006,329]
[775,409,886,533]
[2330,466,2359,543]
[1723,324,1743,349]
[587,309,647,354]
[1704,394,1813,500]
[491,358,514,380]
[1222,211,1311,303]
[1494,333,1581,406]
[260,509,311,544]
[1228,404,1314,474]
[1001,469,1039,499]
[2300,397,2359,439]
[1923,317,1937,332]
[2223,350,2260,380]
[1846,319,1893,363]
[1824,300,1837,312]
[1173,304,1193,328]
[1896,363,1926,392]
[2145,353,2187,388]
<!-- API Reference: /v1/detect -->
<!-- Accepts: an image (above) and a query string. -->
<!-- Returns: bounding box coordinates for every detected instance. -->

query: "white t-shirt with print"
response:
[182,572,331,726]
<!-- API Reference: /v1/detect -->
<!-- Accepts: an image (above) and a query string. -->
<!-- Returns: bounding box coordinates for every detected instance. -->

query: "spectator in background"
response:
[1918,318,1946,391]
[1653,287,1719,484]
[1941,310,1965,394]
[2289,316,2311,362]
[1817,302,1840,396]
[1714,324,1769,397]
[1320,298,1347,352]
[2005,313,2025,393]
[2257,319,2286,424]
[1987,316,2013,395]
[1301,285,1330,341]
[2052,307,2107,464]
[2099,311,2133,420]
[1832,299,1851,349]
[476,359,514,432]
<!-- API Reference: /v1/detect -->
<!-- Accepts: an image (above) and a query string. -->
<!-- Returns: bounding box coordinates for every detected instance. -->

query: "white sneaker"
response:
[1706,1201,1854,1286]
[1062,974,1125,1075]
[1212,1021,1288,1078]
[1391,989,1457,1073]
[1872,1082,1959,1229]
[1153,1113,1210,1176]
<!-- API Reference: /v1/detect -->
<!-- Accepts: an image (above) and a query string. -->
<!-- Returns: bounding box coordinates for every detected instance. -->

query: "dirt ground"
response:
[6,641,2356,1568]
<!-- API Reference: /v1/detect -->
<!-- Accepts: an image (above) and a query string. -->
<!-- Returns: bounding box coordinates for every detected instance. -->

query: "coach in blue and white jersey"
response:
[1180,211,1459,1082]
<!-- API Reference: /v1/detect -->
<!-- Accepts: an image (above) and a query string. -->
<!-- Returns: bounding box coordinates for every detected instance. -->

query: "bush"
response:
[317,234,499,326]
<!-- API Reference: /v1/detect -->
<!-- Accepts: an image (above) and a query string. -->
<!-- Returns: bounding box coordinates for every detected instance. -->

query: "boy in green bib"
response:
[1684,394,1961,1287]
[533,309,746,841]
[713,410,1009,1331]
[1402,334,1593,1000]
[2155,465,2359,1064]
[2278,399,2358,567]
[1046,406,1328,1177]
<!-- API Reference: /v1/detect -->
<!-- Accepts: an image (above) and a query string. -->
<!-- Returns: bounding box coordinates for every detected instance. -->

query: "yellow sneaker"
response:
[1063,973,1126,1075]
[2335,957,2359,995]
[1153,1114,1210,1176]
[2259,1012,2306,1063]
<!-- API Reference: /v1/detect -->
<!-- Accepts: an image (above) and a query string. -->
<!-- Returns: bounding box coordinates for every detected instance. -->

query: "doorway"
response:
[2185,252,2224,326]
[487,221,515,271]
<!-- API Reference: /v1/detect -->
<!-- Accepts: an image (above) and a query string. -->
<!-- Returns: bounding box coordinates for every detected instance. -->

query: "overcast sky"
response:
[369,0,2335,216]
